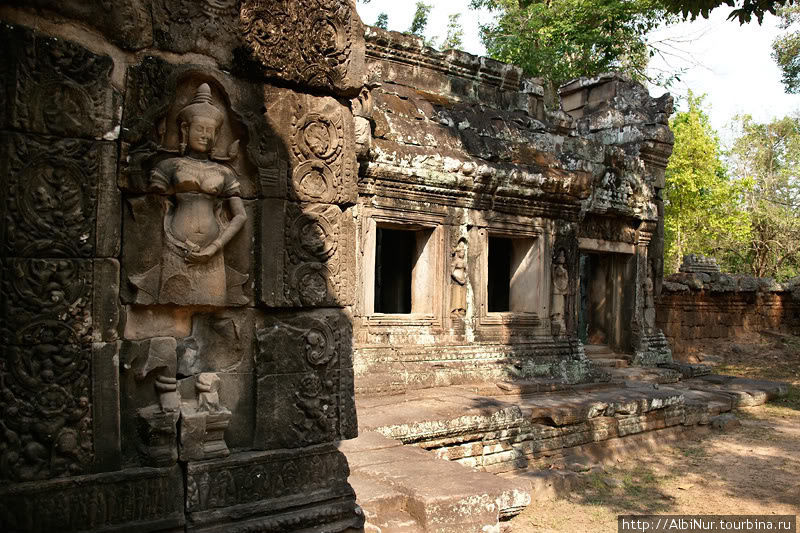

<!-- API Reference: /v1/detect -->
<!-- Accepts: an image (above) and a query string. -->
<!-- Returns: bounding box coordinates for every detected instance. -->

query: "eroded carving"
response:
[450,237,468,316]
[255,311,352,448]
[284,203,348,306]
[1,25,120,139]
[551,249,569,336]
[240,0,356,90]
[2,135,111,258]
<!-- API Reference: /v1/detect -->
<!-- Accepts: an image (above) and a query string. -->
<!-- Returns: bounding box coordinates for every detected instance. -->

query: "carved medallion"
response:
[291,160,336,203]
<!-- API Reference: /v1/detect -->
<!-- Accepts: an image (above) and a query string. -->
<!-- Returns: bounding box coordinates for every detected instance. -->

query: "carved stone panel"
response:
[185,445,359,531]
[284,202,355,307]
[0,465,185,533]
[1,258,93,347]
[1,133,118,258]
[0,258,95,482]
[240,0,365,94]
[263,87,357,205]
[0,25,121,140]
[254,310,356,450]
[150,0,244,67]
[259,201,355,308]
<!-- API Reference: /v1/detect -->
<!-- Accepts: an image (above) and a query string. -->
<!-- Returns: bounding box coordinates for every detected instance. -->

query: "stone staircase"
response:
[583,343,631,369]
[344,373,790,532]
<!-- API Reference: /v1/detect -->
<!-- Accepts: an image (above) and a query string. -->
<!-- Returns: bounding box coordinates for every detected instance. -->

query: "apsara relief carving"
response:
[128,83,248,307]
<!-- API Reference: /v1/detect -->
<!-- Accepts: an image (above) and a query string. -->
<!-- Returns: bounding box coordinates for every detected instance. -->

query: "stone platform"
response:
[341,372,789,532]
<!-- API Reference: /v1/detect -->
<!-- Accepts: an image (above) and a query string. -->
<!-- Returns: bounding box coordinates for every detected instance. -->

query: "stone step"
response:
[583,344,614,356]
[590,357,629,368]
[341,432,530,533]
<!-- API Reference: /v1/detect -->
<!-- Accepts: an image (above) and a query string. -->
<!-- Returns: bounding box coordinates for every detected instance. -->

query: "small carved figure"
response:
[450,238,467,316]
[131,83,248,306]
[643,263,656,330]
[551,249,568,336]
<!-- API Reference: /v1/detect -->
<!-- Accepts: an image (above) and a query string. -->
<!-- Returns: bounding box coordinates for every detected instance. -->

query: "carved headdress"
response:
[178,83,224,128]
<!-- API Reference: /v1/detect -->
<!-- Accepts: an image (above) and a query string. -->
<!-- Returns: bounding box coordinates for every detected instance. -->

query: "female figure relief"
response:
[132,83,248,306]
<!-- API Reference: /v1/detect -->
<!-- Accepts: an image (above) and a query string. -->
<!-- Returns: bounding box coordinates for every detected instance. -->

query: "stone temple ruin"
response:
[0,2,791,532]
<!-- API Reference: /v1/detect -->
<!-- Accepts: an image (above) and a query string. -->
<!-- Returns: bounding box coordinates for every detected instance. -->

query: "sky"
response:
[355,0,800,145]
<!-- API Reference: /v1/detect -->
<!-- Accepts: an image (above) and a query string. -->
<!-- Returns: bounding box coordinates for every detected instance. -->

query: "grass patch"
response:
[765,384,800,412]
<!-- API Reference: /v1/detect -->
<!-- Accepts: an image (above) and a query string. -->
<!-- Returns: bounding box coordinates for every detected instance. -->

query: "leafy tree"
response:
[441,13,465,50]
[661,0,795,23]
[728,114,800,279]
[375,12,389,30]
[409,2,432,37]
[470,0,672,86]
[663,93,750,273]
[772,5,800,93]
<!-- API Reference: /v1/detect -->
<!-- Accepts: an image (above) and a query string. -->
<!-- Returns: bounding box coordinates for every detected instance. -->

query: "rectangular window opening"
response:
[488,235,539,314]
[373,227,434,314]
[488,237,512,312]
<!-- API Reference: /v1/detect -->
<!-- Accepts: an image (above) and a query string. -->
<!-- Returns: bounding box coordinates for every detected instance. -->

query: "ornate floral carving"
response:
[240,0,356,90]
[1,258,92,346]
[2,135,106,258]
[289,99,354,204]
[0,340,93,481]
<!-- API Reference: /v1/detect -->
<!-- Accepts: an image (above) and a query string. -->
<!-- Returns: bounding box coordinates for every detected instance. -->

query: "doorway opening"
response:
[578,251,635,353]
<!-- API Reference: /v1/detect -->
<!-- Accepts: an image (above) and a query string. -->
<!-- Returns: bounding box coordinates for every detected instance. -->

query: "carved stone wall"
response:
[0,2,363,532]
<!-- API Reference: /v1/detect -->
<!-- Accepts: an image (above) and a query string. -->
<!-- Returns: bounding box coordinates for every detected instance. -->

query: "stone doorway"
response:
[578,251,635,353]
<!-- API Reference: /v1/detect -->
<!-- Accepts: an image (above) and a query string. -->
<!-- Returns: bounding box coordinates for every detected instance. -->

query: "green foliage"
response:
[728,114,800,279]
[661,0,795,23]
[442,13,465,50]
[663,93,750,273]
[772,5,800,93]
[470,0,671,86]
[409,2,432,36]
[375,12,389,30]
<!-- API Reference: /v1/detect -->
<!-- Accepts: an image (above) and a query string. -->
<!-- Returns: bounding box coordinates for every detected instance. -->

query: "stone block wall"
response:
[657,273,800,354]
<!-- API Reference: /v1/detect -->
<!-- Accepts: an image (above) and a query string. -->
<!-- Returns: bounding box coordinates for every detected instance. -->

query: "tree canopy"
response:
[663,93,750,273]
[470,0,671,86]
[727,114,800,279]
[661,0,795,23]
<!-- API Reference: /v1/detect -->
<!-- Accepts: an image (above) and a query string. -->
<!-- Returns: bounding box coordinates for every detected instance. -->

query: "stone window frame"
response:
[473,222,547,330]
[358,205,446,328]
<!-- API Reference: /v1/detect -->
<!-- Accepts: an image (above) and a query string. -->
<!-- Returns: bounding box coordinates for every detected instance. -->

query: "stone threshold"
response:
[341,372,789,532]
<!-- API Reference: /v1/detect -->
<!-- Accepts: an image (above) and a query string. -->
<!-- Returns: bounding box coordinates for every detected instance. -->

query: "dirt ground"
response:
[506,333,800,533]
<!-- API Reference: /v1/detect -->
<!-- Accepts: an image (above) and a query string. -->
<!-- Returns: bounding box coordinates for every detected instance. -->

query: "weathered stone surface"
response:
[185,445,362,532]
[239,0,366,95]
[0,24,122,140]
[2,1,153,50]
[711,412,741,431]
[1,133,117,258]
[254,309,357,449]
